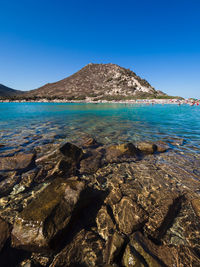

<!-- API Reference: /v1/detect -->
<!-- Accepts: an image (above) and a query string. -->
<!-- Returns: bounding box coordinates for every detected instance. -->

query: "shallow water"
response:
[0,102,200,155]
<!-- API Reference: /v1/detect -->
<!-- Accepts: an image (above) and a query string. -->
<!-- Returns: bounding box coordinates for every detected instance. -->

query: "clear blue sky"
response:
[0,0,200,98]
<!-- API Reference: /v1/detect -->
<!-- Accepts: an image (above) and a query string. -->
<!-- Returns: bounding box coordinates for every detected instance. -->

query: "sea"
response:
[0,102,200,156]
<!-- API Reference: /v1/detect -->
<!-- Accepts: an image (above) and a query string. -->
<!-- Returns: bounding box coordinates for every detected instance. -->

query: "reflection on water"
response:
[0,103,200,155]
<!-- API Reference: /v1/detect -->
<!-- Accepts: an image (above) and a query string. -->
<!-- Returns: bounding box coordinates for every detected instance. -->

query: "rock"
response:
[96,205,115,240]
[144,193,182,242]
[35,142,84,180]
[50,229,105,267]
[80,150,102,174]
[10,169,38,196]
[122,232,172,267]
[81,136,99,148]
[11,178,85,251]
[162,196,200,252]
[59,142,83,162]
[105,143,140,163]
[0,153,35,172]
[169,138,185,146]
[0,172,20,197]
[155,141,170,153]
[191,198,200,217]
[0,217,10,251]
[104,231,124,264]
[113,197,148,235]
[104,187,122,206]
[137,141,157,154]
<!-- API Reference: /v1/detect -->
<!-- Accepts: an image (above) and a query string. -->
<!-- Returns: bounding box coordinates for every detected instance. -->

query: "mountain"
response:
[27,63,166,100]
[0,84,24,97]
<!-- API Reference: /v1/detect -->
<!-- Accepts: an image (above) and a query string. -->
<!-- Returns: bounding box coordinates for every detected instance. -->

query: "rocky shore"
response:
[0,137,200,266]
[0,98,193,105]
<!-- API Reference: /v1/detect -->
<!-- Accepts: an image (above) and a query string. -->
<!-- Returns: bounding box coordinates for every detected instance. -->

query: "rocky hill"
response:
[27,63,166,100]
[0,84,24,97]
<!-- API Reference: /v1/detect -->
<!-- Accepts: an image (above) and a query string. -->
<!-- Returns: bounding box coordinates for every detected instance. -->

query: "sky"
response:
[0,0,200,98]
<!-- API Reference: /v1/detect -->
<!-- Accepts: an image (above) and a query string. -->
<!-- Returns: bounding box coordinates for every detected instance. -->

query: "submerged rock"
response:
[104,231,124,265]
[113,197,148,235]
[81,136,100,148]
[137,141,157,154]
[35,142,84,180]
[96,205,115,241]
[0,217,10,251]
[105,143,140,163]
[123,232,173,267]
[11,178,85,251]
[50,229,105,267]
[191,198,200,217]
[0,153,35,172]
[80,150,103,174]
[0,172,20,197]
[155,141,170,153]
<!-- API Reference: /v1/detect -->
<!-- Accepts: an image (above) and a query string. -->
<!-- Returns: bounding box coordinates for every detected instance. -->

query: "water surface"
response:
[0,102,200,155]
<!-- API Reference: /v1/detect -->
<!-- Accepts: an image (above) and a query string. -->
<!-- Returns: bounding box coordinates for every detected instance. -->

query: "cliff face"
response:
[0,84,23,97]
[27,63,166,100]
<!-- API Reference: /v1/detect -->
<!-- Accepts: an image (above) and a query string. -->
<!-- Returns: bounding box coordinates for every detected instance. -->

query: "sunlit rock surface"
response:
[0,140,200,266]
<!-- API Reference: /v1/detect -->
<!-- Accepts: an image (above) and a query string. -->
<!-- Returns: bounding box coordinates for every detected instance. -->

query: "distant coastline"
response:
[0,98,199,105]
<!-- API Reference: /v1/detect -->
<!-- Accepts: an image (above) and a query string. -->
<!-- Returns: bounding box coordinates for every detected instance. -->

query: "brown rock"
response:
[191,198,200,217]
[0,172,20,197]
[155,141,170,153]
[137,141,157,154]
[35,142,84,179]
[106,143,140,163]
[0,153,35,172]
[122,232,172,267]
[96,205,115,240]
[11,178,85,251]
[104,231,124,264]
[104,187,122,206]
[0,217,10,251]
[80,150,102,174]
[59,142,83,161]
[113,197,148,235]
[144,193,182,241]
[81,136,99,148]
[50,229,105,267]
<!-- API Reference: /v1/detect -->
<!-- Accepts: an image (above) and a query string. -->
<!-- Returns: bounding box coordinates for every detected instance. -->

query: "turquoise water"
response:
[0,102,200,155]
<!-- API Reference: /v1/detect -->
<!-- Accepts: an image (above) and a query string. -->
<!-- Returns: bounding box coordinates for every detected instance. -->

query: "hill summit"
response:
[27,63,166,100]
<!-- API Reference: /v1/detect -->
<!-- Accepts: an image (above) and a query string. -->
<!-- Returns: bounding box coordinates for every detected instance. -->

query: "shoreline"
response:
[0,98,199,105]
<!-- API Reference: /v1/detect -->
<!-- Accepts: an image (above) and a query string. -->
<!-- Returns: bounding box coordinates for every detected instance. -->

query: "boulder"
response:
[122,232,171,267]
[0,172,20,197]
[104,231,124,264]
[35,142,84,180]
[155,141,170,153]
[50,229,105,267]
[11,178,85,251]
[96,205,115,240]
[59,142,83,161]
[0,153,35,172]
[81,136,100,148]
[191,198,200,217]
[0,217,10,251]
[144,193,182,242]
[137,141,157,154]
[104,187,122,207]
[80,150,102,174]
[105,143,140,163]
[113,197,148,235]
